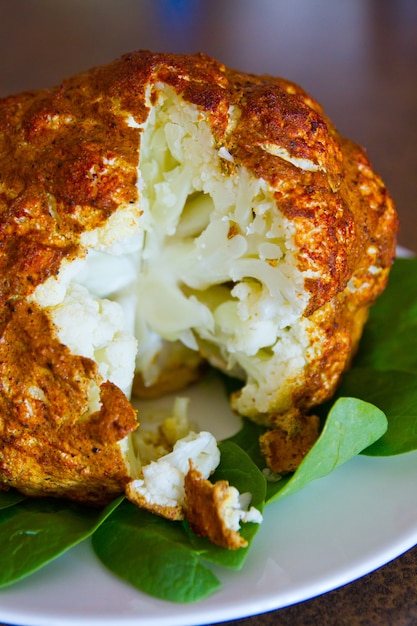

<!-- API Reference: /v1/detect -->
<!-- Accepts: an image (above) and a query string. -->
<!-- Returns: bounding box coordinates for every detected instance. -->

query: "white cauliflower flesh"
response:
[226,490,264,530]
[135,88,313,420]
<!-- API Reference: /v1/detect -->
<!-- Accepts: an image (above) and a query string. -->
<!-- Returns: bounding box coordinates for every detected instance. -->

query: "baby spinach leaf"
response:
[225,399,387,503]
[225,417,267,470]
[92,501,221,603]
[265,397,387,503]
[214,441,266,509]
[334,368,417,456]
[0,496,122,587]
[355,258,417,373]
[0,490,26,510]
[336,257,417,455]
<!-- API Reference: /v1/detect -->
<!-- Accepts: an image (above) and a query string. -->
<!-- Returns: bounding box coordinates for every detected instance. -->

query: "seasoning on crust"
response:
[0,51,397,521]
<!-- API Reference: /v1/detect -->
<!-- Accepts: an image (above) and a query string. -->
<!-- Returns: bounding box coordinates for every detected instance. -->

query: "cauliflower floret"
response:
[80,202,143,254]
[32,280,137,398]
[232,491,264,528]
[30,257,87,308]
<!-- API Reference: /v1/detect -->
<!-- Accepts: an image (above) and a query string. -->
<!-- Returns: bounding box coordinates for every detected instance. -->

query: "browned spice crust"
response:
[0,301,138,505]
[185,462,248,550]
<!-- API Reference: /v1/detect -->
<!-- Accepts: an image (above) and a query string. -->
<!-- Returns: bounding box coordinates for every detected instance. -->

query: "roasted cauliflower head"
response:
[0,51,397,509]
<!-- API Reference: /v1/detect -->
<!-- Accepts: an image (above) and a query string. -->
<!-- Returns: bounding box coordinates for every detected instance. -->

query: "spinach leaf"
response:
[326,257,417,456]
[0,496,122,588]
[214,441,266,509]
[355,258,417,373]
[92,501,221,603]
[225,417,267,470]
[226,398,387,502]
[0,490,26,510]
[334,368,417,456]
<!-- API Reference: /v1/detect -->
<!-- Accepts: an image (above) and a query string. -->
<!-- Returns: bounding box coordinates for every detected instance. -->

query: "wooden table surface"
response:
[0,1,416,625]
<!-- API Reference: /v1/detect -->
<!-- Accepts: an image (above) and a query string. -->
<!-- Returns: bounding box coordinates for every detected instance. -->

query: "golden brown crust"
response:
[126,461,252,549]
[184,462,247,550]
[0,84,139,305]
[0,300,138,505]
[260,411,320,475]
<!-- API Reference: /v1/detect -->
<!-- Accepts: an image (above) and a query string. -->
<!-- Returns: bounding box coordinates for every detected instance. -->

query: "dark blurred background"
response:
[0,0,416,250]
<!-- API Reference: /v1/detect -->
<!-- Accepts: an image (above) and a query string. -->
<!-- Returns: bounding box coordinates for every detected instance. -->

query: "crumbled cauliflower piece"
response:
[126,431,220,520]
[228,490,264,529]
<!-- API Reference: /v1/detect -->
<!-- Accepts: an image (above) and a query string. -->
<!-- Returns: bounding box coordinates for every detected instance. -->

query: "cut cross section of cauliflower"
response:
[0,51,397,523]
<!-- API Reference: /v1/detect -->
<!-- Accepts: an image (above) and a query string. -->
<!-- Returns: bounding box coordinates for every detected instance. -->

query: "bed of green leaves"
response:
[0,257,416,603]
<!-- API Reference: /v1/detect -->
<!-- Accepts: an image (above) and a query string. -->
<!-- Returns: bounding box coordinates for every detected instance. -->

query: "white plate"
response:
[1,246,416,626]
[0,369,417,626]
